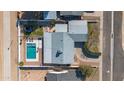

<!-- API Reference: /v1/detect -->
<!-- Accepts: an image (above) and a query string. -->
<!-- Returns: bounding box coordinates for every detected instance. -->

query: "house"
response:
[44,20,88,65]
[59,11,83,20]
[46,69,83,81]
[44,32,74,64]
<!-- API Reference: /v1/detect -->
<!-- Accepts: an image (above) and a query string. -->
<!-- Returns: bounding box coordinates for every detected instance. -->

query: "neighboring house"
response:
[46,69,83,81]
[43,11,57,20]
[19,11,43,19]
[59,11,83,20]
[43,11,83,20]
[44,20,88,65]
[60,11,83,16]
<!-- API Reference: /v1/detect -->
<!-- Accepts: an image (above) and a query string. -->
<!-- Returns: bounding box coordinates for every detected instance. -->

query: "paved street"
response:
[113,11,124,81]
[102,11,111,81]
[103,11,124,81]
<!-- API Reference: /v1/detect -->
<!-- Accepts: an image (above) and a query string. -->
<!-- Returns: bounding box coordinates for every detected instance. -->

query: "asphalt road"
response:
[103,11,124,81]
[113,11,124,81]
[102,11,111,81]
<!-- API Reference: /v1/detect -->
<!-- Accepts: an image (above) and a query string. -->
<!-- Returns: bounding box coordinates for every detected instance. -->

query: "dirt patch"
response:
[87,22,100,53]
[20,70,48,81]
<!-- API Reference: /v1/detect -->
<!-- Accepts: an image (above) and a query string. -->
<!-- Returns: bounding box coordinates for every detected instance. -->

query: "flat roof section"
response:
[55,24,67,32]
[69,20,88,34]
[60,11,83,16]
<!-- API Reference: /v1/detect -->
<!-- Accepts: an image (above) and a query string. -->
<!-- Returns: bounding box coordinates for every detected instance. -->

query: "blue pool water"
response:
[26,43,36,59]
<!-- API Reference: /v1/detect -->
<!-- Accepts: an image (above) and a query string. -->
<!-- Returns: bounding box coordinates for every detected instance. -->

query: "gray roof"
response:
[69,34,87,42]
[44,32,74,64]
[68,20,88,42]
[46,70,83,81]
[60,11,83,16]
[55,24,67,32]
[69,20,88,34]
[43,11,57,20]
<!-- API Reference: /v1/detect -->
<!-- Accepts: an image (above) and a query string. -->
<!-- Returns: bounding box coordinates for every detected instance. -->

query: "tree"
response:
[79,65,93,78]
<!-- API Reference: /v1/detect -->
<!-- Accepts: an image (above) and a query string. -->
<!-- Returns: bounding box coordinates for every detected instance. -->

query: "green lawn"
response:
[24,27,43,37]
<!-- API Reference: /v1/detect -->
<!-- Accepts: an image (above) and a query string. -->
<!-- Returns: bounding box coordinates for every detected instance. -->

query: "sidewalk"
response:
[10,12,18,80]
[99,12,103,81]
[0,12,3,80]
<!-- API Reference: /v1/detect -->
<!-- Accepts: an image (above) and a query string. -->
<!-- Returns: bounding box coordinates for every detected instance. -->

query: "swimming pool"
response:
[26,43,36,59]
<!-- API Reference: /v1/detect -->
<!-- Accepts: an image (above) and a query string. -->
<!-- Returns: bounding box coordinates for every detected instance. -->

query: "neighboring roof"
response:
[20,11,42,19]
[68,20,88,34]
[55,24,67,32]
[44,32,74,64]
[60,11,83,16]
[46,70,83,81]
[43,11,57,20]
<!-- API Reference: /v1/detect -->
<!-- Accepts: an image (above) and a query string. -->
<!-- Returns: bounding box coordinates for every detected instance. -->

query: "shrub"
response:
[82,42,101,58]
[79,65,93,78]
[30,27,43,36]
[18,61,24,66]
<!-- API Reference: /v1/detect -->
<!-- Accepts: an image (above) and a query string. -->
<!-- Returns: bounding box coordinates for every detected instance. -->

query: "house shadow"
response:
[74,42,101,58]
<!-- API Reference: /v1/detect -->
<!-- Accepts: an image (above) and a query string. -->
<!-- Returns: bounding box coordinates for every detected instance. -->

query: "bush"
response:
[30,27,43,36]
[50,19,56,27]
[82,42,101,58]
[18,61,24,66]
[79,65,93,78]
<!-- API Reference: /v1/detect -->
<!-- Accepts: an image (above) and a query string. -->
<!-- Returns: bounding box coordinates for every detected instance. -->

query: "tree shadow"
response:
[75,69,86,81]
